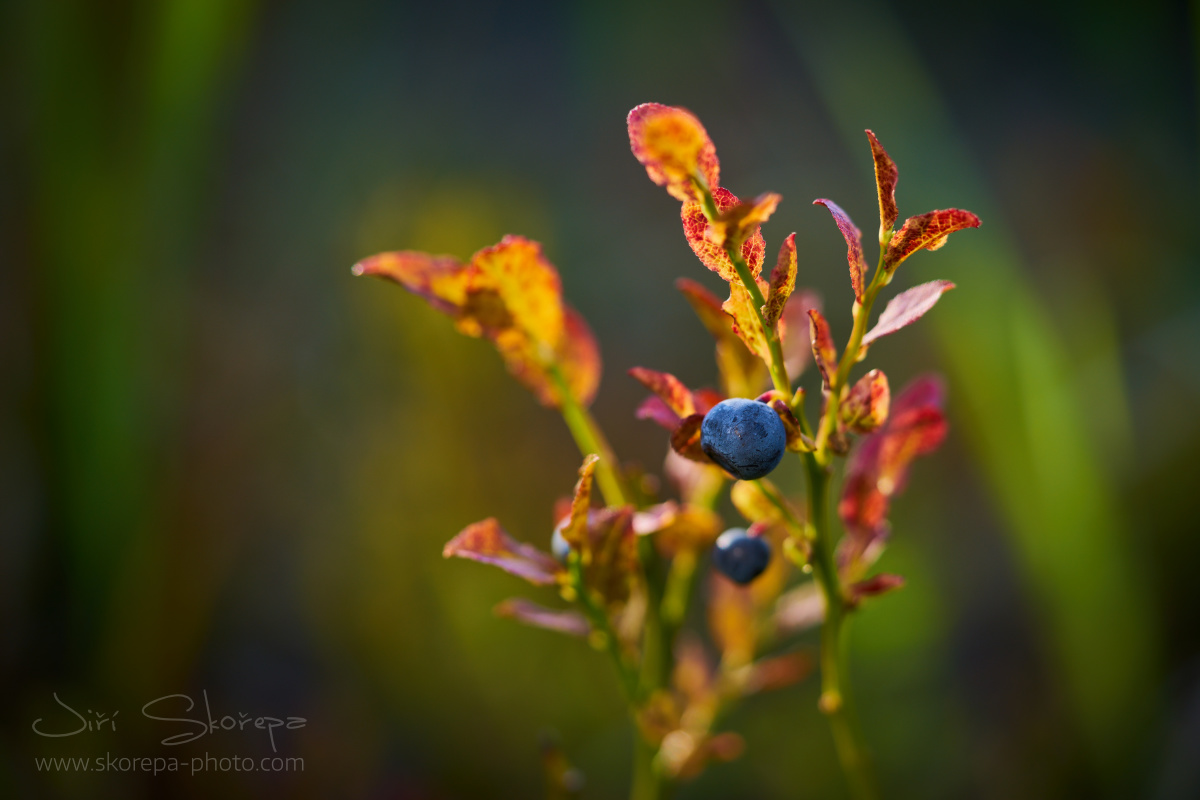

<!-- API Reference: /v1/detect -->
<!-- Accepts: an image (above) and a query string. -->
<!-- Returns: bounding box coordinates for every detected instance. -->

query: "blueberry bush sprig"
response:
[354,102,979,800]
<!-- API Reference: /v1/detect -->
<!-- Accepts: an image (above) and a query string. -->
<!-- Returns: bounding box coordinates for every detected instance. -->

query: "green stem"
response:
[631,735,666,800]
[814,248,889,459]
[804,454,878,800]
[548,363,630,507]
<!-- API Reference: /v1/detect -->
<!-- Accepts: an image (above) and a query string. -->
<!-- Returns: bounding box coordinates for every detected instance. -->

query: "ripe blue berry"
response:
[712,528,771,584]
[551,528,571,564]
[700,398,786,480]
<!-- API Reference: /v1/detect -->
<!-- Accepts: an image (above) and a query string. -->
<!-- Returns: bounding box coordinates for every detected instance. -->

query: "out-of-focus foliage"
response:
[3,0,1199,798]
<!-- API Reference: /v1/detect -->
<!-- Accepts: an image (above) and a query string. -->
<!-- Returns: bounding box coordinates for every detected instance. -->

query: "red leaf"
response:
[682,187,766,283]
[494,598,590,637]
[627,103,720,202]
[443,518,563,586]
[838,376,948,570]
[813,199,867,302]
[848,573,905,603]
[678,278,767,398]
[862,280,955,347]
[807,309,838,391]
[764,233,797,326]
[628,367,696,418]
[636,395,682,430]
[865,130,899,236]
[884,209,980,271]
[840,368,890,434]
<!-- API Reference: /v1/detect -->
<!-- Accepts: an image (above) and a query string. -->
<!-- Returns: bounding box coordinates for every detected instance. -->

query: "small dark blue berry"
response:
[712,528,772,584]
[551,528,571,564]
[700,398,787,480]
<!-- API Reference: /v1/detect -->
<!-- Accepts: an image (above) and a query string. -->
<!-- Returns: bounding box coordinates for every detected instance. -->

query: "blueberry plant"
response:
[353,103,979,799]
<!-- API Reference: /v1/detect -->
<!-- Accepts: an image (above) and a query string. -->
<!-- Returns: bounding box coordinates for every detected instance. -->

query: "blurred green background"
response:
[3,0,1199,797]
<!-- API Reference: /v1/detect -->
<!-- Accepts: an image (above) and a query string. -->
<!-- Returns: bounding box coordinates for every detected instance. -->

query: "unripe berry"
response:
[712,528,771,584]
[700,398,786,480]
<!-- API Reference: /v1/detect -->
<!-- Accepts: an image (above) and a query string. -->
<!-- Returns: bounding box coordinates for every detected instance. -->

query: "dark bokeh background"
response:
[3,0,1199,797]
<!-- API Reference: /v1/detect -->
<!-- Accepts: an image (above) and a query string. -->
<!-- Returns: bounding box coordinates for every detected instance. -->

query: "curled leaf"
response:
[840,369,890,434]
[865,130,899,236]
[807,309,838,391]
[443,518,563,586]
[884,209,981,271]
[682,187,766,283]
[813,199,867,302]
[495,598,590,637]
[764,234,797,326]
[862,280,955,347]
[557,455,598,549]
[627,103,720,202]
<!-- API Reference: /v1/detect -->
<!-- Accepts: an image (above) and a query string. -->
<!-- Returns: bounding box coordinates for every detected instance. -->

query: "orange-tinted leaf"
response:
[779,290,822,379]
[723,276,772,363]
[682,187,766,283]
[443,518,563,586]
[862,280,955,347]
[558,455,598,549]
[865,130,899,236]
[710,192,782,252]
[628,103,720,203]
[358,236,601,410]
[764,233,797,326]
[671,414,709,463]
[840,369,890,434]
[813,199,867,302]
[807,309,837,391]
[351,251,469,315]
[730,479,787,524]
[629,367,696,418]
[468,235,564,346]
[884,209,981,271]
[495,598,589,637]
